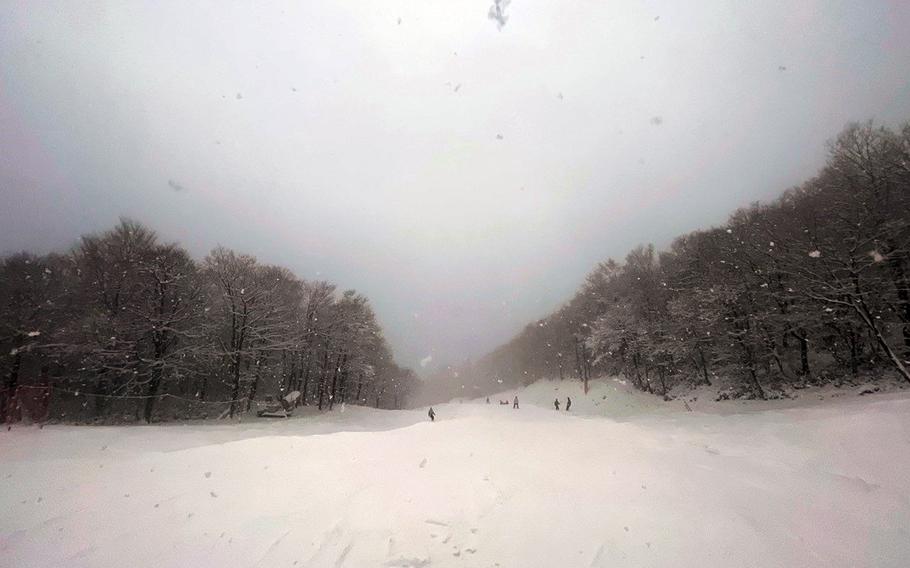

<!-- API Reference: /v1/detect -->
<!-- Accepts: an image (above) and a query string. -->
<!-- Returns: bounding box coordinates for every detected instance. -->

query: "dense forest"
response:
[0,221,418,423]
[437,120,910,401]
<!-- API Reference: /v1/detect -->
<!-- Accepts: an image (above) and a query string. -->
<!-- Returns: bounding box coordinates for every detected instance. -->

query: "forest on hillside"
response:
[0,221,418,424]
[440,120,910,401]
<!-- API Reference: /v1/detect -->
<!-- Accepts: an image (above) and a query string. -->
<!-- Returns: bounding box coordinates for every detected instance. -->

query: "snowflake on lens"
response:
[488,0,510,30]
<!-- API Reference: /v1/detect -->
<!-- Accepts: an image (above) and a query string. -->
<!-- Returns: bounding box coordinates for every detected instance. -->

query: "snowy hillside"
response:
[476,375,910,417]
[3,380,910,567]
[469,376,672,418]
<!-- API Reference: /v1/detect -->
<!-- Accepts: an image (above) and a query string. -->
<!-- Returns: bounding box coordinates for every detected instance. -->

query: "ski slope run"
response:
[2,378,909,567]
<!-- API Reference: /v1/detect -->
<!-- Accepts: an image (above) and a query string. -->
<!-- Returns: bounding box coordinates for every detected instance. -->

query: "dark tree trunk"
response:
[886,247,910,355]
[790,328,810,376]
[247,350,265,412]
[849,328,859,377]
[2,350,23,423]
[300,362,311,406]
[95,371,110,419]
[337,355,349,404]
[143,366,163,423]
[286,354,297,394]
[328,353,344,410]
[229,353,242,418]
[732,309,765,399]
[317,347,330,410]
[630,353,643,390]
[582,344,590,394]
[697,347,711,386]
[37,365,51,423]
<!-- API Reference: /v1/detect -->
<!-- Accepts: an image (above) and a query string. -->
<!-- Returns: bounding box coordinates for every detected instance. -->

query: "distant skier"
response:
[513,396,519,409]
[428,407,436,422]
[554,398,560,410]
[486,397,490,404]
[566,397,572,411]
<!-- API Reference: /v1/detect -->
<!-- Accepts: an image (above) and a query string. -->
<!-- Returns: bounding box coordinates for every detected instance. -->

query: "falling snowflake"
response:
[808,250,821,258]
[488,0,510,30]
[167,180,186,193]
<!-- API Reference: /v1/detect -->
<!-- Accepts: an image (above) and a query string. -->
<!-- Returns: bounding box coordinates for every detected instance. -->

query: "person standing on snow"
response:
[566,397,572,411]
[486,397,490,404]
[554,398,560,410]
[513,396,519,409]
[428,407,436,421]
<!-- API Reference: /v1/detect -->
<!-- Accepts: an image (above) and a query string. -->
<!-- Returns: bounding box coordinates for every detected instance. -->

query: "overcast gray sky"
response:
[2,1,909,371]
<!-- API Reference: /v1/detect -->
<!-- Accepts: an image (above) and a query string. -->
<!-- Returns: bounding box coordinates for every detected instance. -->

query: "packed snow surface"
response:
[3,378,910,567]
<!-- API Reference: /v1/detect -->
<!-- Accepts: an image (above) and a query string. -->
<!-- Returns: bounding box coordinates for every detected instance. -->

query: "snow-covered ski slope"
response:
[3,378,909,568]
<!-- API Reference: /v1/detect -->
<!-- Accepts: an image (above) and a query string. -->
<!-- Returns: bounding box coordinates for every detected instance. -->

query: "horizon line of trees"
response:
[1,220,418,424]
[444,119,910,401]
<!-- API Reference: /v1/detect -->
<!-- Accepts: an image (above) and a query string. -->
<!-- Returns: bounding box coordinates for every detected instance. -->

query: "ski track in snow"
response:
[2,378,910,567]
[254,529,291,567]
[334,542,353,567]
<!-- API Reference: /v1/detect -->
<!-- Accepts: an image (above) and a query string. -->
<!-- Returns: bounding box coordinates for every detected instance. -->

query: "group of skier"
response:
[429,394,571,422]
[484,396,519,408]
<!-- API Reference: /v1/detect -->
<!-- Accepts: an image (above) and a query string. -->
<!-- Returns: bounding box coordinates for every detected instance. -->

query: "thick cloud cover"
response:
[2,1,909,370]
